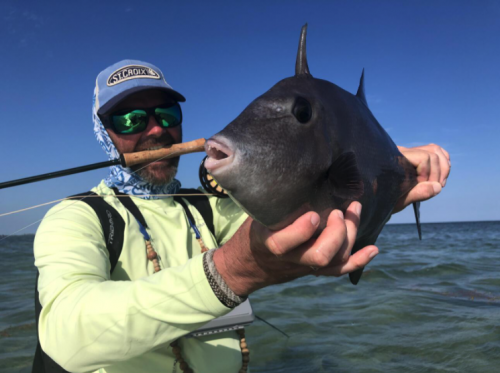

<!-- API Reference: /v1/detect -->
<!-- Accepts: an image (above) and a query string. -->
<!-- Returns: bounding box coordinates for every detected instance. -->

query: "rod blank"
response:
[0,160,121,190]
[0,138,207,190]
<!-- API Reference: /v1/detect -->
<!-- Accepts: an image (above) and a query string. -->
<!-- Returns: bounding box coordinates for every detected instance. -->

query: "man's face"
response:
[104,89,183,185]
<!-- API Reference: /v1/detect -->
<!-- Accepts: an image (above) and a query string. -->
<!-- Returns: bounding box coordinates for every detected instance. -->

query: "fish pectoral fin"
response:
[328,152,364,200]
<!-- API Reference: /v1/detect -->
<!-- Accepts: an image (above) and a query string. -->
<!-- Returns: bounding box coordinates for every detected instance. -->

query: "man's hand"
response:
[393,144,451,214]
[214,201,378,296]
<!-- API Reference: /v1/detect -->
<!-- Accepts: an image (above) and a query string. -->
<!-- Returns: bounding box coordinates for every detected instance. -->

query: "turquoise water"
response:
[1,222,499,372]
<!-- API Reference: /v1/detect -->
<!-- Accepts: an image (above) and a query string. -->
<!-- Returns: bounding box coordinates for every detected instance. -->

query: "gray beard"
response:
[134,165,179,186]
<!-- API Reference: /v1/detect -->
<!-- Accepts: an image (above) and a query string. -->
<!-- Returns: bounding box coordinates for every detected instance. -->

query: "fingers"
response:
[316,245,379,276]
[432,145,451,186]
[393,143,450,214]
[428,152,441,184]
[416,144,451,186]
[392,181,442,213]
[402,144,451,187]
[441,147,450,162]
[282,202,363,268]
[404,149,441,183]
[423,143,450,163]
[250,202,372,284]
[263,211,320,257]
[336,202,362,263]
[283,209,347,267]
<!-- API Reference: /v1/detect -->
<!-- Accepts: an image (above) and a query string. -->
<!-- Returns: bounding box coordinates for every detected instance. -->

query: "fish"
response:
[203,24,420,285]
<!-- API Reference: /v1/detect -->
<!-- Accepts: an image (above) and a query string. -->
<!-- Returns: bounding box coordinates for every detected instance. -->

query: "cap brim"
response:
[98,86,186,116]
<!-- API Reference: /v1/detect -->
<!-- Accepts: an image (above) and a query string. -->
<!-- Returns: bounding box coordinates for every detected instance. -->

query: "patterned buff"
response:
[92,90,181,199]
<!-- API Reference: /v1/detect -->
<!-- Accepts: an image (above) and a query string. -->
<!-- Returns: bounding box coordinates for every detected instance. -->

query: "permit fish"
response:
[204,25,420,285]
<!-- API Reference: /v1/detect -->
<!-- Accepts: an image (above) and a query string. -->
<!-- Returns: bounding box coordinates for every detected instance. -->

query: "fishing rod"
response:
[0,138,206,190]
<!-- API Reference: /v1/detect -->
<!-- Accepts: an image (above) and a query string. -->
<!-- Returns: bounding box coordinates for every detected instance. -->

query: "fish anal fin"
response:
[349,267,364,285]
[328,152,364,200]
[348,239,372,285]
[413,201,422,240]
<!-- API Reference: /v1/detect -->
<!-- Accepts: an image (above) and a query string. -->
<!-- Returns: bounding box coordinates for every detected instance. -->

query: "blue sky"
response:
[0,0,499,234]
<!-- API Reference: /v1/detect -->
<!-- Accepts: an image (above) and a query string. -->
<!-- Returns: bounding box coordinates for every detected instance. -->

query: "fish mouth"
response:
[204,137,235,175]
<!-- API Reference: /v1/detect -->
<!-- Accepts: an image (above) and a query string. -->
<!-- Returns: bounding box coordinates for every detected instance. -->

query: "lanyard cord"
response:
[130,199,248,373]
[134,216,200,241]
[133,208,205,252]
[136,218,151,240]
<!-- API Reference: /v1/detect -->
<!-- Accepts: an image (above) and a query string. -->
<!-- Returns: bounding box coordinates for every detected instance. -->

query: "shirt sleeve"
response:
[34,200,233,373]
[208,196,249,246]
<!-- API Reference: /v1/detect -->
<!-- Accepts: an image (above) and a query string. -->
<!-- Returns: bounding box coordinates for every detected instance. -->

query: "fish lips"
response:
[204,137,238,186]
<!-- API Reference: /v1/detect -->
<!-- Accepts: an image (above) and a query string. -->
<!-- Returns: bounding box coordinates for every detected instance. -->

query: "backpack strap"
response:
[175,188,215,237]
[33,191,126,373]
[33,270,71,373]
[74,191,127,272]
[33,189,216,373]
[112,188,149,229]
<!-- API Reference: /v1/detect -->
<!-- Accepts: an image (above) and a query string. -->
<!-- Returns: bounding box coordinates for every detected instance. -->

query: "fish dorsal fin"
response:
[356,69,368,108]
[328,152,364,199]
[295,24,312,77]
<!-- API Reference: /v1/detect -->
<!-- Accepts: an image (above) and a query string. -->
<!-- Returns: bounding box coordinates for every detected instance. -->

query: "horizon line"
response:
[387,219,500,226]
[1,220,499,236]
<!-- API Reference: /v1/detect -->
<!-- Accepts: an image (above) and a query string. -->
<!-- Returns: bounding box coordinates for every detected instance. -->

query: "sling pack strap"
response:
[111,188,149,229]
[33,189,216,373]
[75,191,127,271]
[33,191,126,373]
[33,272,67,373]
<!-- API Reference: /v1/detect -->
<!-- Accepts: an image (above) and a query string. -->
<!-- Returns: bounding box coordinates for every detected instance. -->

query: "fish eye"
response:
[292,97,312,123]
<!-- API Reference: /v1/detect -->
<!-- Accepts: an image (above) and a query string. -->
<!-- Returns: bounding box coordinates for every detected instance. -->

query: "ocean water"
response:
[1,221,499,373]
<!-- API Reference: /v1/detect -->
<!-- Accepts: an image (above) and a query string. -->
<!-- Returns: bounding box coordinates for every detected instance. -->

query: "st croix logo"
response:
[107,65,161,86]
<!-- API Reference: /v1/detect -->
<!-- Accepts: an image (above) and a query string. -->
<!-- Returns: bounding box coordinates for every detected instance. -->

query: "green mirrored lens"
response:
[112,110,147,134]
[155,105,181,128]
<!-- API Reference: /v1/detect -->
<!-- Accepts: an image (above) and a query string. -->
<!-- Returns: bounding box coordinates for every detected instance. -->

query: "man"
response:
[34,60,450,373]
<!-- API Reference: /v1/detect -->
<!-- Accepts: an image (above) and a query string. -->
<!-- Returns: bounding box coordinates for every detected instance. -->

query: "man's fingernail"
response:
[311,214,320,226]
[369,249,378,259]
[356,202,362,215]
[442,179,447,187]
[336,210,344,219]
[433,183,442,195]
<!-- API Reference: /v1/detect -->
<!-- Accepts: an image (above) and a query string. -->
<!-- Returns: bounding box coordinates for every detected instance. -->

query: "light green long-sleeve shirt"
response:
[34,181,248,373]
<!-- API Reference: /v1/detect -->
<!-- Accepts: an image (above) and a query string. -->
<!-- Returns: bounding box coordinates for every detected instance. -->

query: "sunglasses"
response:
[103,103,182,135]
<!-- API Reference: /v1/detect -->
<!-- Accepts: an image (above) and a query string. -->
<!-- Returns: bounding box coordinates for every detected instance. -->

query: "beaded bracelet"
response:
[203,249,247,308]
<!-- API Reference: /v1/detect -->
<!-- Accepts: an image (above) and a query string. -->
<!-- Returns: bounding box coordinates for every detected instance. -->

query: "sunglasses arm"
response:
[120,138,206,167]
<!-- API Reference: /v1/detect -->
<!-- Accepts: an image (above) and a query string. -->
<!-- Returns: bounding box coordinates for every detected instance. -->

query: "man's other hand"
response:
[393,144,451,214]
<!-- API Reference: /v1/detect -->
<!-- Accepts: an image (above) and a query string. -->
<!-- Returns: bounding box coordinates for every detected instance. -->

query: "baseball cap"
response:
[95,59,186,116]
